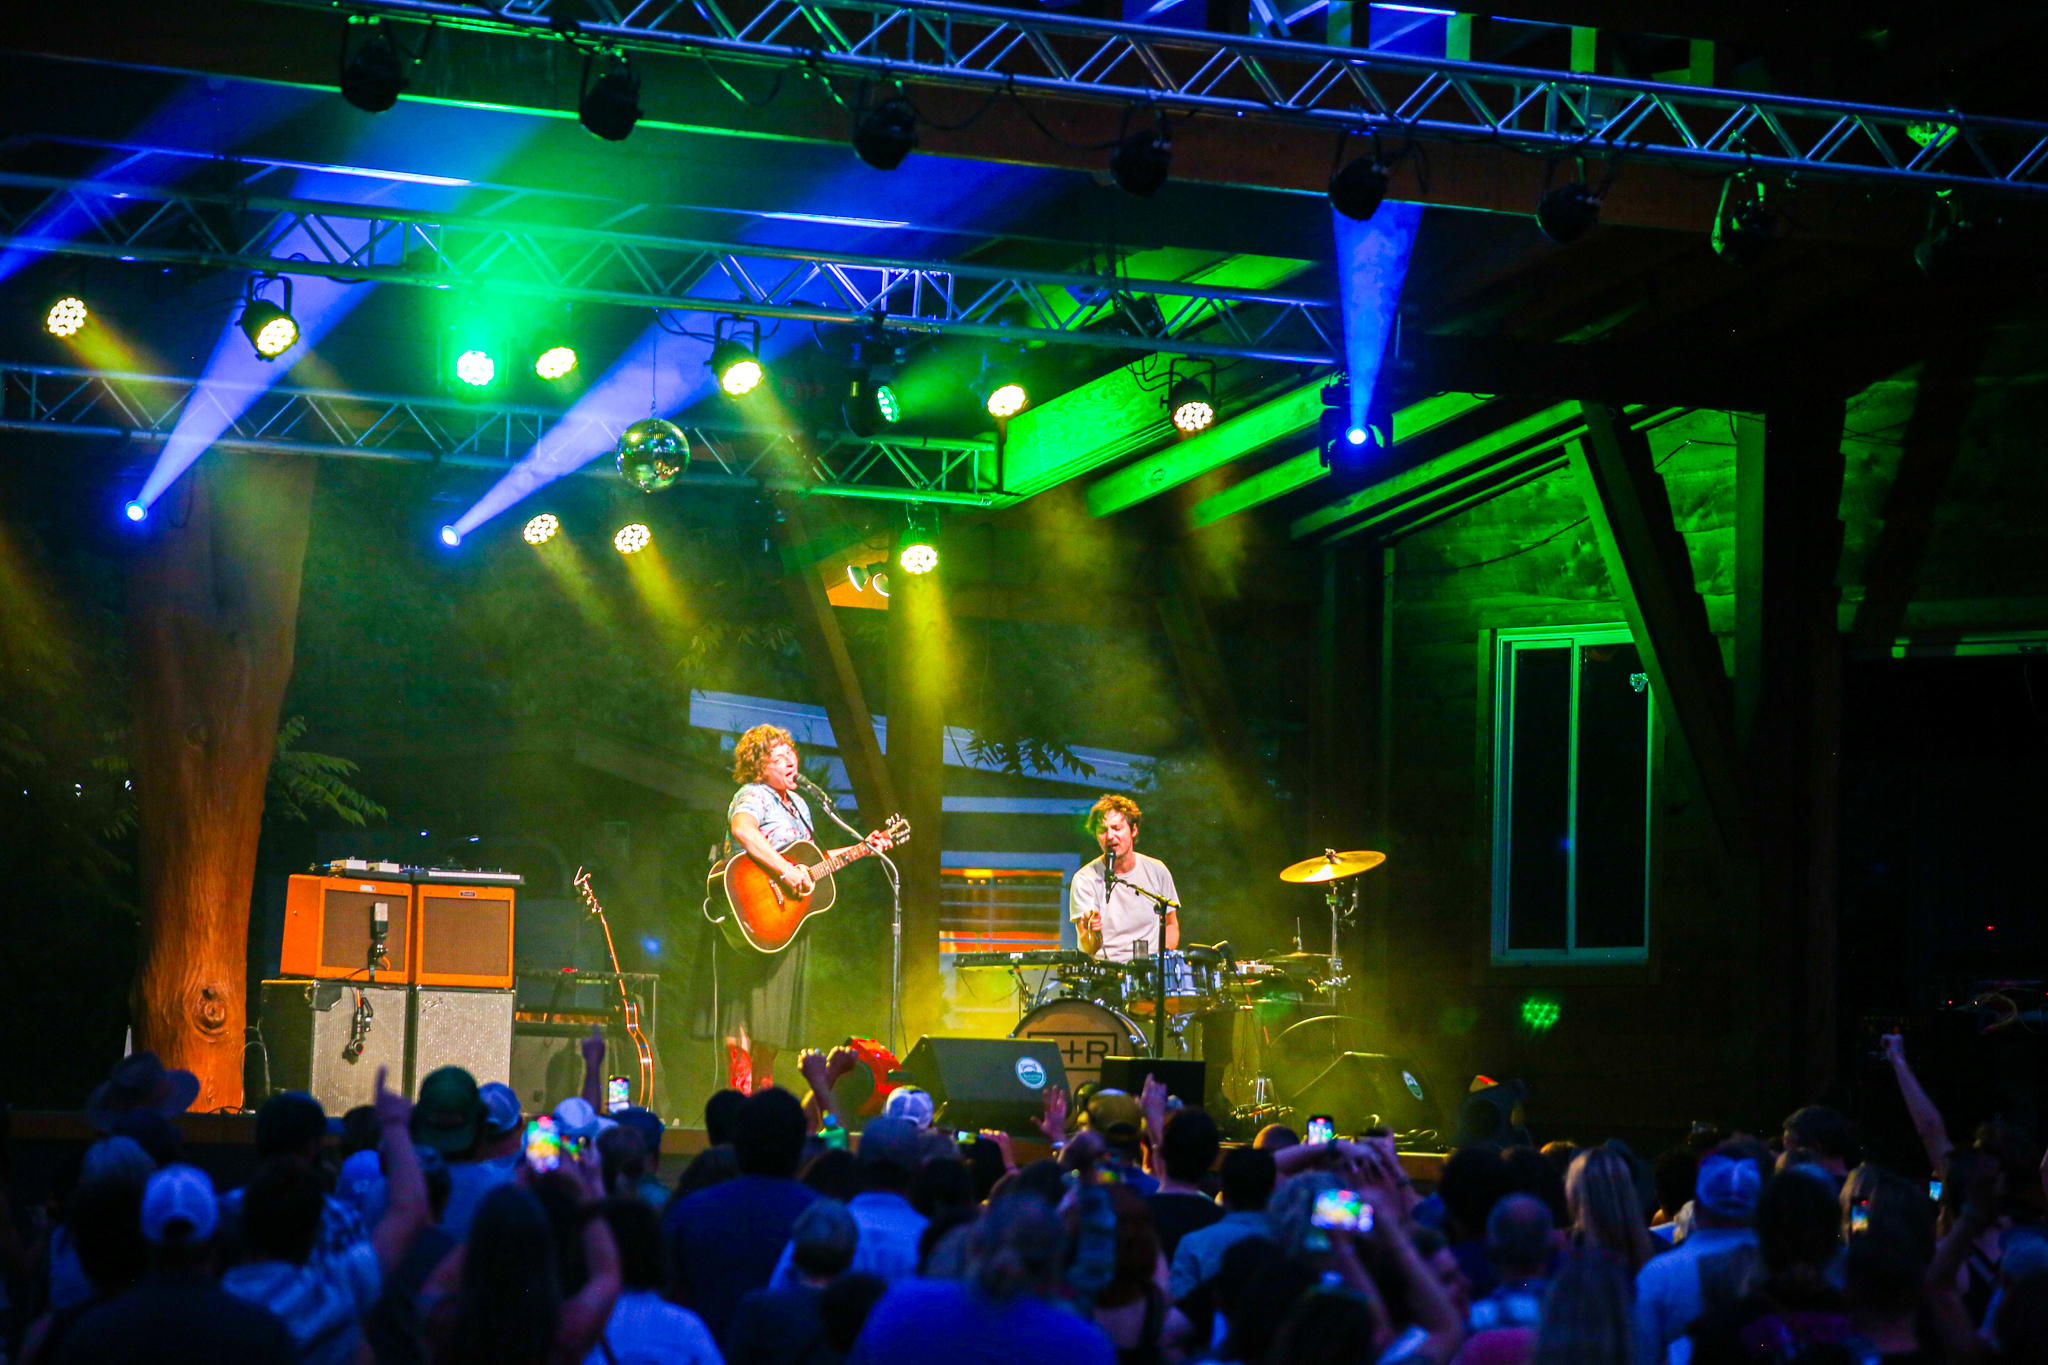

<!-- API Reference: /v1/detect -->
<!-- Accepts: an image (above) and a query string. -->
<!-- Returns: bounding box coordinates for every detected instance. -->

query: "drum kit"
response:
[961,848,1389,1130]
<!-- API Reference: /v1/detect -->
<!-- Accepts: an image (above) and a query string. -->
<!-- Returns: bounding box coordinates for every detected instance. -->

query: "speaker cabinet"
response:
[258,979,410,1111]
[411,987,515,1088]
[893,1036,1069,1133]
[281,876,412,981]
[413,883,515,989]
[1289,1053,1440,1138]
[1100,1057,1208,1110]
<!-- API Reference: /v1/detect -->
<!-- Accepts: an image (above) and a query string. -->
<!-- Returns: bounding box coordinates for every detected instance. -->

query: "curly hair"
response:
[732,724,796,784]
[1085,793,1142,835]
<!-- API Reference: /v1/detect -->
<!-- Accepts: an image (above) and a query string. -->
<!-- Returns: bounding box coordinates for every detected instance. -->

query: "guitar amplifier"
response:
[258,978,411,1110]
[281,875,413,982]
[413,881,516,989]
[411,987,516,1088]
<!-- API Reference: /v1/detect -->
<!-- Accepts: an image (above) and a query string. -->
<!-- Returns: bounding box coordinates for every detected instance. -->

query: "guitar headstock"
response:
[882,814,911,846]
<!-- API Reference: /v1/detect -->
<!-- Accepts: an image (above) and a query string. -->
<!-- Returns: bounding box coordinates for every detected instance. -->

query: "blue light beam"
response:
[1332,200,1422,448]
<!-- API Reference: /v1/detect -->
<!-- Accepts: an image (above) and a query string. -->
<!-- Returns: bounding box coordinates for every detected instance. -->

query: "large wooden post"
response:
[886,562,947,1043]
[1735,405,1847,1107]
[128,453,316,1111]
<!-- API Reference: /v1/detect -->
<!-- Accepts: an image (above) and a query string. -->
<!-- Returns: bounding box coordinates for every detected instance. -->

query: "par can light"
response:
[534,346,578,380]
[44,296,88,338]
[614,523,652,555]
[522,513,561,545]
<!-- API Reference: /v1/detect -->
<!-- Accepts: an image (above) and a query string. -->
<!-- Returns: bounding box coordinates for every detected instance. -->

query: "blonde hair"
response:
[1566,1147,1655,1274]
[1086,793,1142,835]
[732,724,796,784]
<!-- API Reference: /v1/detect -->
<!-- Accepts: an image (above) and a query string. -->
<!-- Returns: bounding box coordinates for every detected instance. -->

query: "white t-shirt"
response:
[584,1290,724,1365]
[1069,853,1179,962]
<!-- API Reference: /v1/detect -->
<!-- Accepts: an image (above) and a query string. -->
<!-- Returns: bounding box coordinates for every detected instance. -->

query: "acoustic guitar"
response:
[571,867,655,1107]
[704,814,910,953]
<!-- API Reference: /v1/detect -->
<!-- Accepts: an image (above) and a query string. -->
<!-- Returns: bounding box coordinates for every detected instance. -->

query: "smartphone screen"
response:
[1850,1201,1871,1234]
[1311,1188,1374,1233]
[523,1116,560,1173]
[1305,1115,1336,1145]
[1929,1180,1944,1202]
[607,1076,630,1113]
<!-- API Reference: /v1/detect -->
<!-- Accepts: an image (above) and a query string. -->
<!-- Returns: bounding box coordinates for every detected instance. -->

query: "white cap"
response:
[882,1086,935,1129]
[141,1164,218,1243]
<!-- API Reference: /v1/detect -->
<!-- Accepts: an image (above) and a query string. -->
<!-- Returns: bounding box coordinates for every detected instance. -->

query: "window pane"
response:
[1574,641,1649,949]
[1505,645,1571,951]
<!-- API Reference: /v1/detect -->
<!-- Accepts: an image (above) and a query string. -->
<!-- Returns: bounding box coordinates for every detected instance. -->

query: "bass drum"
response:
[1010,998,1149,1095]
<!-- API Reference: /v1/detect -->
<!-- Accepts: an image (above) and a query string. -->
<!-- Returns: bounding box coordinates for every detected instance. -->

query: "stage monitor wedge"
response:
[892,1036,1069,1134]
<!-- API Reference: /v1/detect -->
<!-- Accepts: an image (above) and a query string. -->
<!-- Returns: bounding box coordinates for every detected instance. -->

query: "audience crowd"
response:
[6,1026,2047,1365]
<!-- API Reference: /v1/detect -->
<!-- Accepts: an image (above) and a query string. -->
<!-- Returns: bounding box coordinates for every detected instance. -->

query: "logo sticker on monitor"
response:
[1403,1071,1425,1100]
[1015,1056,1048,1090]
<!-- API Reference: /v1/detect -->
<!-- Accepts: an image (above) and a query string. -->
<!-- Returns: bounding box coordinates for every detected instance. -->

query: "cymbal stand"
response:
[1121,879,1180,1058]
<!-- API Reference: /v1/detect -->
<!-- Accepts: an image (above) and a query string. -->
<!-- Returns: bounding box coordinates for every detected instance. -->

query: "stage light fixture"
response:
[1167,362,1217,434]
[896,520,939,575]
[614,522,652,555]
[534,345,578,380]
[1519,994,1561,1032]
[1711,177,1774,266]
[1536,181,1601,244]
[340,19,410,112]
[615,417,690,492]
[44,295,88,338]
[1345,424,1369,446]
[708,317,765,398]
[439,525,462,547]
[455,348,496,388]
[123,500,147,523]
[853,95,919,171]
[239,277,300,361]
[972,354,1029,420]
[848,562,891,597]
[1110,115,1172,198]
[875,384,901,423]
[579,52,641,142]
[522,513,561,545]
[1328,158,1390,222]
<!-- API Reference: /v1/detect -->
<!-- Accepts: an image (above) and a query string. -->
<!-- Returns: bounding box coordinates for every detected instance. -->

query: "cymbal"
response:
[1279,849,1387,883]
[1268,951,1334,968]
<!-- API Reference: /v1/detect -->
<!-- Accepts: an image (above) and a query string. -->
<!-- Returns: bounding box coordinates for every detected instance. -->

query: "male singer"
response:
[1071,793,1179,961]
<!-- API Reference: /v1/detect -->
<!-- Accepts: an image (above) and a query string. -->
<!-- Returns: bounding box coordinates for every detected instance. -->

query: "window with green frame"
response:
[1491,626,1653,962]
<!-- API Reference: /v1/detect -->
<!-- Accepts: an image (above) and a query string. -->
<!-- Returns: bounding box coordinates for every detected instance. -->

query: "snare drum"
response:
[1122,950,1206,1015]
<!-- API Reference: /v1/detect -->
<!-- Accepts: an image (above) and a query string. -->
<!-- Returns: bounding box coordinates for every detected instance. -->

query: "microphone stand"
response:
[802,776,904,1055]
[1105,848,1178,1058]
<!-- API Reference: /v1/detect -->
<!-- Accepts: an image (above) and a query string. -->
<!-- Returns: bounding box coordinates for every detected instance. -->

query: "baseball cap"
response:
[255,1091,328,1157]
[479,1082,523,1139]
[856,1116,923,1172]
[82,1135,157,1185]
[1695,1154,1762,1221]
[413,1067,483,1156]
[554,1096,616,1142]
[615,1106,665,1154]
[882,1087,934,1129]
[141,1164,219,1243]
[1083,1089,1143,1139]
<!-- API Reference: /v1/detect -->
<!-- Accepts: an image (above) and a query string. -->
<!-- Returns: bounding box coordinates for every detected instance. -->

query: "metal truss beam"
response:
[0,170,1337,366]
[0,363,1002,505]
[255,0,2048,199]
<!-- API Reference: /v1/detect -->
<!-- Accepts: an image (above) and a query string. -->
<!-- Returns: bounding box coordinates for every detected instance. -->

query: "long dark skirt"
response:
[686,918,811,1054]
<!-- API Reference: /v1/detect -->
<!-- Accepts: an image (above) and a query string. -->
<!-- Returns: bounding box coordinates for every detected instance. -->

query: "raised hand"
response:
[1881,1032,1907,1066]
[798,1048,832,1090]
[826,1046,859,1085]
[1036,1086,1070,1144]
[581,1023,606,1071]
[985,1129,1018,1172]
[373,1066,412,1131]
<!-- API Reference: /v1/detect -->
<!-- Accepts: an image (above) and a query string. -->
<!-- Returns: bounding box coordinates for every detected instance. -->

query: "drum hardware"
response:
[1279,848,1384,997]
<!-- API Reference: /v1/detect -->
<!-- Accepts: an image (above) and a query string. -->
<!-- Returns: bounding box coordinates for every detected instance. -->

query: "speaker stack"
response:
[259,863,519,1109]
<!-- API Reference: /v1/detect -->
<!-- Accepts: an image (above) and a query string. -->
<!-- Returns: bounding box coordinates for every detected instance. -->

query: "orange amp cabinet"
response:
[412,874,517,989]
[282,872,414,982]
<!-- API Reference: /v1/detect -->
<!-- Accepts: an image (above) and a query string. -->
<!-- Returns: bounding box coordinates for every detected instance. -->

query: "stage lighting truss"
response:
[0,155,1339,366]
[239,275,300,360]
[0,361,1002,507]
[245,0,2048,200]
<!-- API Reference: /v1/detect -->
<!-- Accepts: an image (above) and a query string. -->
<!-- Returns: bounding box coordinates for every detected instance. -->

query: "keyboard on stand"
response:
[954,949,1095,969]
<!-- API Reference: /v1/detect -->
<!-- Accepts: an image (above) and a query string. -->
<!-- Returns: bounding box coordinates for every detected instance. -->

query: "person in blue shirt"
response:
[664,1086,819,1348]
[849,1196,1113,1365]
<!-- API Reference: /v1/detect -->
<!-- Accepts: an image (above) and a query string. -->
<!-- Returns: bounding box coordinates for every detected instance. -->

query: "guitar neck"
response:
[806,840,876,879]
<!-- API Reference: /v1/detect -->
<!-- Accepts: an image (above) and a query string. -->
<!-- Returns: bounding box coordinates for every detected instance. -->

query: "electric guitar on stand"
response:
[704,815,910,953]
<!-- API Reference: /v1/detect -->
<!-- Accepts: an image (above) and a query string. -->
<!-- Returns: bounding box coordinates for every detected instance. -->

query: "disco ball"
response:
[615,417,689,492]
